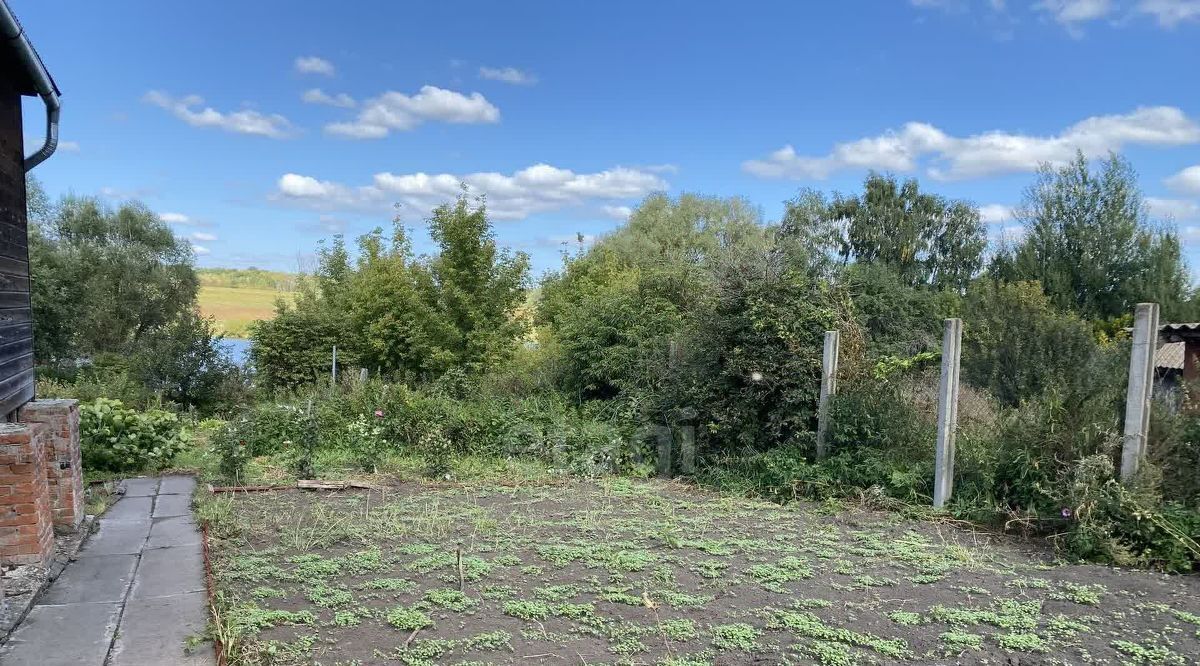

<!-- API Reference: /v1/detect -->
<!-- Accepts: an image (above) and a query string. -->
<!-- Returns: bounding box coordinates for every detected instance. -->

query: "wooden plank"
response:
[0,380,33,419]
[0,255,27,277]
[0,341,32,365]
[0,307,31,326]
[0,291,30,309]
[0,273,28,292]
[0,223,28,248]
[0,322,32,344]
[0,238,28,260]
[0,352,34,377]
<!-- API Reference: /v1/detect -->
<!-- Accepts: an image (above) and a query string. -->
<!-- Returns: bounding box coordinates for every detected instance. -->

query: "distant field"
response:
[198,285,293,338]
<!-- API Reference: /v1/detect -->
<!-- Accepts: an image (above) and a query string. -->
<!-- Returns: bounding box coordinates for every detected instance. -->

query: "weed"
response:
[386,605,433,631]
[768,610,910,659]
[662,618,698,641]
[940,631,983,650]
[996,632,1047,653]
[710,623,760,651]
[305,583,353,608]
[1051,582,1106,606]
[504,599,551,621]
[424,588,477,612]
[887,611,922,626]
[359,578,416,592]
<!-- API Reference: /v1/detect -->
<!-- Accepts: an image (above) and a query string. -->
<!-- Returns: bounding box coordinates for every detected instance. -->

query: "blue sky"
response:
[14,0,1200,277]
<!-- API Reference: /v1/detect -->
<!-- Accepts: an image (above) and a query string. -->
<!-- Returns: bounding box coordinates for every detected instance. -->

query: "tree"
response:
[250,193,530,388]
[427,194,531,372]
[30,195,198,359]
[781,174,986,290]
[991,152,1192,322]
[961,281,1097,407]
[132,309,239,411]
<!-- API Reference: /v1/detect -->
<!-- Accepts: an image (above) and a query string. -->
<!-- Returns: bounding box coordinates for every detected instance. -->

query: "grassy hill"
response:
[197,268,297,337]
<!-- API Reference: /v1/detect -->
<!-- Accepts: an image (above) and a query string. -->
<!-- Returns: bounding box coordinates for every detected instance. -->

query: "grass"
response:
[199,476,1200,665]
[197,285,293,337]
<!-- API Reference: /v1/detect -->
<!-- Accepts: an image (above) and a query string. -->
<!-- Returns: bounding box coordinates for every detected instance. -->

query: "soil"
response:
[205,478,1200,665]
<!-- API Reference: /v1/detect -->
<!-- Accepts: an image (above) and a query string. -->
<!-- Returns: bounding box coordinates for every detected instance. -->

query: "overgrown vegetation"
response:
[28,152,1200,571]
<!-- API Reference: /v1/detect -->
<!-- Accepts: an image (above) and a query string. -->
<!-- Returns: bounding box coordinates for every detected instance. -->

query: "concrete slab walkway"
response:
[0,475,214,666]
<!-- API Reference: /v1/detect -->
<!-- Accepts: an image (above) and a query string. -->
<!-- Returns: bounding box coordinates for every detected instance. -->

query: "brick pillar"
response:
[18,399,84,531]
[0,423,53,566]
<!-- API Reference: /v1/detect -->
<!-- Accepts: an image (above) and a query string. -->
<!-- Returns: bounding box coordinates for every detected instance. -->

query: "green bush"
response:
[80,398,185,473]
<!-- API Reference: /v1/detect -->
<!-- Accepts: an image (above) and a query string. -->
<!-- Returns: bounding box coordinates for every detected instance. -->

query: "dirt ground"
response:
[204,478,1200,665]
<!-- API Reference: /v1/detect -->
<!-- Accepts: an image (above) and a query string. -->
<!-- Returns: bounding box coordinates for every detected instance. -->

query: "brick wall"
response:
[18,400,83,530]
[0,423,53,566]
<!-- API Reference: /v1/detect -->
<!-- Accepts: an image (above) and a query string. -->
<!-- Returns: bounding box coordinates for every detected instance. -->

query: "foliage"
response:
[961,281,1098,407]
[541,193,854,458]
[37,355,157,409]
[80,398,186,472]
[250,195,529,390]
[990,152,1193,322]
[844,264,961,357]
[249,305,348,390]
[782,173,987,290]
[197,267,297,291]
[130,309,244,412]
[29,194,198,360]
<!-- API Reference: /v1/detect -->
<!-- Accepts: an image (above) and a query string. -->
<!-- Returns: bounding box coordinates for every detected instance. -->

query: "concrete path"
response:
[0,475,214,666]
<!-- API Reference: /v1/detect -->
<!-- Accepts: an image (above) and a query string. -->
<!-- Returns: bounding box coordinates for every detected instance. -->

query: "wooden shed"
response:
[0,2,60,417]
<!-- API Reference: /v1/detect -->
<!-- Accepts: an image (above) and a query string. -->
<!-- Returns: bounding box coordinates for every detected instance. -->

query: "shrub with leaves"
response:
[80,398,185,472]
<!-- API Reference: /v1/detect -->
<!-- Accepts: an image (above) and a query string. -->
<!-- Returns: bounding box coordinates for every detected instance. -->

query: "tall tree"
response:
[782,174,986,290]
[428,194,531,372]
[991,152,1192,321]
[30,195,198,360]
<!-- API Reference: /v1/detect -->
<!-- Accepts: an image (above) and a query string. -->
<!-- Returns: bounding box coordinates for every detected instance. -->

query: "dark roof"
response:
[2,1,61,97]
[1160,323,1200,343]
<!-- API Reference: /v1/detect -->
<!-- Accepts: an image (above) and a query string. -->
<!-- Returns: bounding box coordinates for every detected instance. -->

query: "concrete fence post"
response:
[654,425,672,478]
[933,318,963,509]
[678,425,696,475]
[1121,303,1160,482]
[815,330,840,459]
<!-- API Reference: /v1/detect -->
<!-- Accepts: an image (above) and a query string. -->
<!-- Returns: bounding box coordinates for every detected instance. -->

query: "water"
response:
[222,338,251,366]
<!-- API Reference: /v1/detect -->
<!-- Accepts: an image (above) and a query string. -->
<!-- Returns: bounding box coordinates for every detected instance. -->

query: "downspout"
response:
[0,1,59,171]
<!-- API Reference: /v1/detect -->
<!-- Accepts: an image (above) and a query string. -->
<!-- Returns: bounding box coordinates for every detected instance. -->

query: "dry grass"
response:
[198,286,294,337]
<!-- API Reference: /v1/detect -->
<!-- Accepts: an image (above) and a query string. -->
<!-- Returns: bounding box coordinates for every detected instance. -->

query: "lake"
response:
[222,338,251,366]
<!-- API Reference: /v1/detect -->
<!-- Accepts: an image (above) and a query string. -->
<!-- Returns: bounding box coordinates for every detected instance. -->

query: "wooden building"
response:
[0,1,60,418]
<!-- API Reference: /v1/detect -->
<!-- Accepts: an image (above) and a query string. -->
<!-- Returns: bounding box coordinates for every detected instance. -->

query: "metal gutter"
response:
[0,0,60,171]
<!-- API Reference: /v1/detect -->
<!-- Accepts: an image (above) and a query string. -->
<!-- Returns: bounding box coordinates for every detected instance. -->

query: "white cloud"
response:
[1138,0,1200,26]
[191,244,211,256]
[602,205,633,220]
[191,231,218,242]
[979,203,1015,224]
[325,86,500,139]
[478,66,538,85]
[1166,165,1200,195]
[294,56,335,76]
[143,91,296,139]
[58,140,80,152]
[101,186,157,200]
[744,106,1200,182]
[159,212,191,224]
[1147,197,1200,220]
[274,163,667,220]
[1037,0,1113,32]
[301,88,356,108]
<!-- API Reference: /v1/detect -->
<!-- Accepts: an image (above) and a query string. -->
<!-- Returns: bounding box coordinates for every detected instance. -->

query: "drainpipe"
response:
[0,1,60,171]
